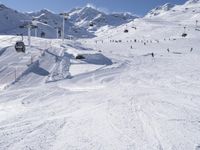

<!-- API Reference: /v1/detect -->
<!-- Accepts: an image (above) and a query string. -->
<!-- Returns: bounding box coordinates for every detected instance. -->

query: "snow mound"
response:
[81,53,113,65]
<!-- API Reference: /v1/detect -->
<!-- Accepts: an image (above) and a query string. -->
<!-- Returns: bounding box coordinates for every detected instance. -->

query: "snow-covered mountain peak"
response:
[185,0,200,5]
[82,5,100,11]
[146,3,175,17]
[29,8,56,18]
[39,9,54,14]
[75,6,103,17]
[0,4,8,10]
[159,3,174,11]
[67,5,137,31]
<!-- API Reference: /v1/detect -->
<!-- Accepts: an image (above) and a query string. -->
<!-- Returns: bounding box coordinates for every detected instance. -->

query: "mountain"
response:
[0,4,138,39]
[28,9,62,28]
[67,6,138,31]
[145,0,200,23]
[28,6,138,36]
[145,3,175,18]
[0,4,30,34]
[185,0,200,5]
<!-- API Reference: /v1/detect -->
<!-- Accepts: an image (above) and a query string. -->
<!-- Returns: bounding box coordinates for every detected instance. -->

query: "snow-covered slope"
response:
[0,0,200,150]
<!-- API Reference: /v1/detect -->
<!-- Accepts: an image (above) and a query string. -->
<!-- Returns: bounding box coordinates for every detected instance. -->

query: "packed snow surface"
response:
[0,0,200,150]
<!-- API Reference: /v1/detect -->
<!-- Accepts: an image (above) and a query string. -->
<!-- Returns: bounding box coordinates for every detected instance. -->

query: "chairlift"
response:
[89,22,94,27]
[41,32,46,38]
[15,41,25,53]
[182,33,187,37]
[124,29,129,33]
[76,54,85,60]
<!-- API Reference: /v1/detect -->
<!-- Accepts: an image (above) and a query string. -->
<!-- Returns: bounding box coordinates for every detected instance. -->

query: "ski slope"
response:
[0,0,200,150]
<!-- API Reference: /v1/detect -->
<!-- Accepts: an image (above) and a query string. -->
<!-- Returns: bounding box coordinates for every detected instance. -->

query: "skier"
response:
[167,48,170,53]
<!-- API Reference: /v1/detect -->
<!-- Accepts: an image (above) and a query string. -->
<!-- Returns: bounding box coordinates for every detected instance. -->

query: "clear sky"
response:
[0,0,188,16]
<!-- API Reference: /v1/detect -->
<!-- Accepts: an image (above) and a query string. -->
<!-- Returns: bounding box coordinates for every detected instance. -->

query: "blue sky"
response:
[0,0,188,16]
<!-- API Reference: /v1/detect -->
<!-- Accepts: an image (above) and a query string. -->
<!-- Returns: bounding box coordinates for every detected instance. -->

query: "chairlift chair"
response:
[15,41,26,53]
[182,33,187,37]
[124,29,129,33]
[89,22,94,27]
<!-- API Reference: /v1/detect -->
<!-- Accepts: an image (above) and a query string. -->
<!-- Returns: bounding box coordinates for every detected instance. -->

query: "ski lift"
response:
[15,41,25,53]
[76,54,85,60]
[89,22,94,27]
[41,32,46,38]
[182,33,187,37]
[124,29,129,33]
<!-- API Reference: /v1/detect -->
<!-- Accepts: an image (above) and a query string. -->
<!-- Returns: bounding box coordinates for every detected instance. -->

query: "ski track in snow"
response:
[1,46,200,149]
